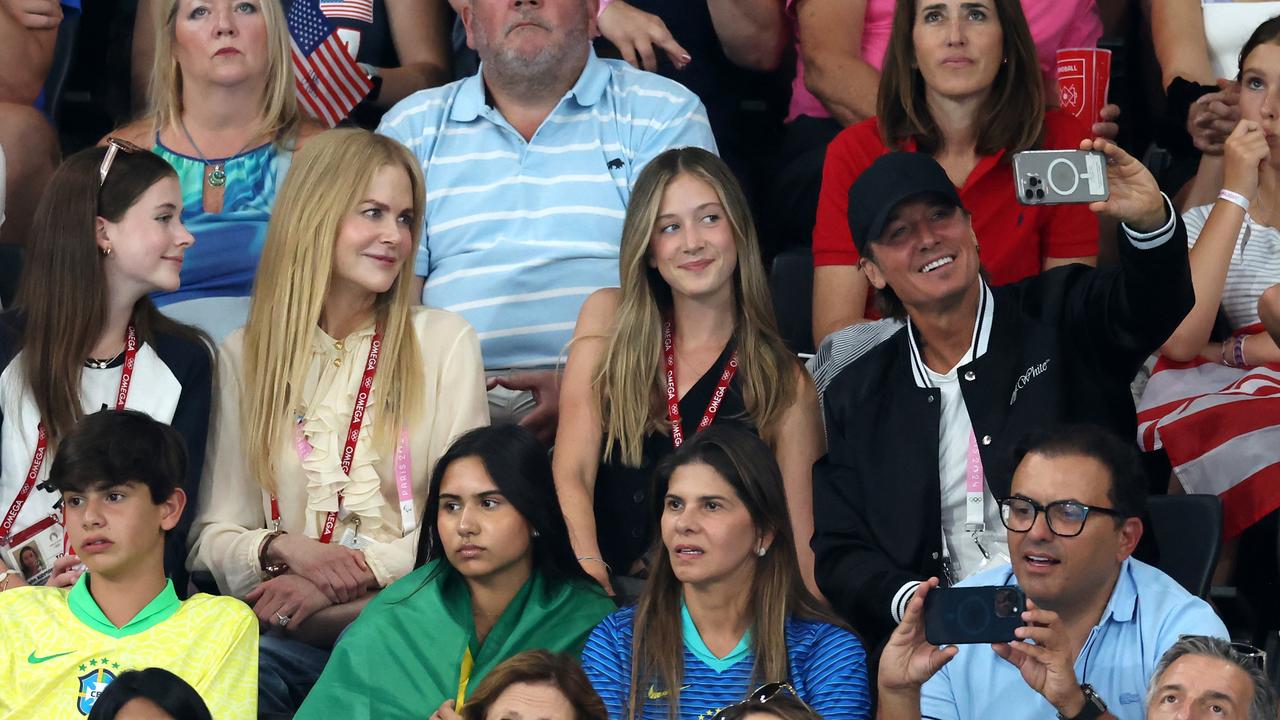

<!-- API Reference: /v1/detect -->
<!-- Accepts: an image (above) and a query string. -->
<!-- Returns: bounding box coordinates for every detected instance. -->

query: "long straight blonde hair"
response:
[241,129,424,493]
[595,148,796,466]
[147,0,299,141]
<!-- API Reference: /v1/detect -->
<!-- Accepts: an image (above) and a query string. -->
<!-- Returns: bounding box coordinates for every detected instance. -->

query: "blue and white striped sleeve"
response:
[798,624,872,720]
[623,77,719,181]
[580,615,632,717]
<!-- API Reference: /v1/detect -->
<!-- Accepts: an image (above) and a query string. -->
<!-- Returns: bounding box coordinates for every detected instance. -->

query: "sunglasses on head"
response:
[710,682,812,720]
[99,138,144,187]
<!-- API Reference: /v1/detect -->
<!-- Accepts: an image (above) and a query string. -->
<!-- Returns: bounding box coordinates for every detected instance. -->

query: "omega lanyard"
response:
[1,325,139,549]
[661,319,739,448]
[269,332,417,542]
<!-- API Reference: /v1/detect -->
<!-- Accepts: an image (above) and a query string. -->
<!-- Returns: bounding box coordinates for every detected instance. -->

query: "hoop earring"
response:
[100,246,112,257]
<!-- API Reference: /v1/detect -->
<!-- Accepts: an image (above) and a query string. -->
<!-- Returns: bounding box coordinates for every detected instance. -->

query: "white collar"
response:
[906,281,994,389]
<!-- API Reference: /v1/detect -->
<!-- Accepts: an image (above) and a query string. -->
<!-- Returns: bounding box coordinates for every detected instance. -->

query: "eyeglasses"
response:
[710,683,813,720]
[99,138,143,187]
[997,496,1125,538]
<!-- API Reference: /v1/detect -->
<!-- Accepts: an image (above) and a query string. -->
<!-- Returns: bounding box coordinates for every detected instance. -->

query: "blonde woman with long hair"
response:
[554,147,825,599]
[112,0,325,341]
[189,128,488,714]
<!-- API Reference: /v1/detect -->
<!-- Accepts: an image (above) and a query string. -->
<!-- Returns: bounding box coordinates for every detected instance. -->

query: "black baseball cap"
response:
[848,152,964,255]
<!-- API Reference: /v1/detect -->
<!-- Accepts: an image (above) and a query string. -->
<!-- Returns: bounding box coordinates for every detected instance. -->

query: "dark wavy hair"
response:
[413,424,591,586]
[87,668,212,720]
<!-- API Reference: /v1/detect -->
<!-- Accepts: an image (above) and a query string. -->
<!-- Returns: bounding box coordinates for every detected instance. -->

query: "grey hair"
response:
[1147,636,1276,720]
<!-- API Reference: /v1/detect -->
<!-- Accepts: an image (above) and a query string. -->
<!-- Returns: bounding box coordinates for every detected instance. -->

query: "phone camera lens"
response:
[1035,189,1045,199]
[1024,188,1034,200]
[1028,176,1040,187]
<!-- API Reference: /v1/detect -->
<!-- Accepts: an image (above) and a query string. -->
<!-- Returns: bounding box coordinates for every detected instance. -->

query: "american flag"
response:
[320,0,374,24]
[1137,327,1280,540]
[287,0,372,127]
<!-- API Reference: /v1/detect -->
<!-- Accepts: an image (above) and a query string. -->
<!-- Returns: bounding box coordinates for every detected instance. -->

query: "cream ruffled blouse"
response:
[189,308,490,598]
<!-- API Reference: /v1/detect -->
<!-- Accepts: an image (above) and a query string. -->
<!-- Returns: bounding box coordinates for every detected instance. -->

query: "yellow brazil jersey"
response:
[0,575,257,719]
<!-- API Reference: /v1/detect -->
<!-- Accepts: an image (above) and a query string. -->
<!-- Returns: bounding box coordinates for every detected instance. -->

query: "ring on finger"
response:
[274,611,291,627]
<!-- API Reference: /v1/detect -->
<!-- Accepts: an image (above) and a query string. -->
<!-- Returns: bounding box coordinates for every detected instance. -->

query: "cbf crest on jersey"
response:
[76,663,117,715]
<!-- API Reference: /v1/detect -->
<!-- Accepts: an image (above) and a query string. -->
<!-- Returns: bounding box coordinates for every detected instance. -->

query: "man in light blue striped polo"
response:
[379,0,717,443]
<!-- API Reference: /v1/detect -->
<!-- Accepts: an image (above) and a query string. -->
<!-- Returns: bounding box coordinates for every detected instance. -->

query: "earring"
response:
[100,246,112,257]
[756,544,767,557]
[531,529,540,538]
[1002,56,1008,65]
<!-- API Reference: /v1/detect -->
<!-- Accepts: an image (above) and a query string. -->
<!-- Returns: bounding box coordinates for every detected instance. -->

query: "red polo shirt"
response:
[813,109,1099,316]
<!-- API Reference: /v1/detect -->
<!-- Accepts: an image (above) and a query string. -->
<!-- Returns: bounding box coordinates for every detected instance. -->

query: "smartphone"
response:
[923,585,1026,645]
[1012,149,1108,205]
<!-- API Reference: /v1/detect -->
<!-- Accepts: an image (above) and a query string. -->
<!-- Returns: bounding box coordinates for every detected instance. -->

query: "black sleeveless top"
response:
[593,343,755,572]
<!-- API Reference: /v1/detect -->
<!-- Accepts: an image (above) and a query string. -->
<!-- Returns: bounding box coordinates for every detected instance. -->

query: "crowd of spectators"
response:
[0,0,1279,718]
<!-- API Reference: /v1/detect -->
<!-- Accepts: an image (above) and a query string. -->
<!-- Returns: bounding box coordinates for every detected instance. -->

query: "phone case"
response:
[1013,150,1109,205]
[923,585,1026,645]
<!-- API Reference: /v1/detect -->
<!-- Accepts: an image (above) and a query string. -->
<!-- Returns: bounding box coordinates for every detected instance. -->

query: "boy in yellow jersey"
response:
[0,410,256,719]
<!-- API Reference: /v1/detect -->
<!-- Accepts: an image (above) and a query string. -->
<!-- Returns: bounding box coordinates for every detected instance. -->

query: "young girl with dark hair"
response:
[580,425,870,720]
[295,425,615,720]
[0,142,211,596]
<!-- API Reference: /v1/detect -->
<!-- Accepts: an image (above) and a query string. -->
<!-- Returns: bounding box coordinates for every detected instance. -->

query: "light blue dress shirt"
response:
[920,557,1227,720]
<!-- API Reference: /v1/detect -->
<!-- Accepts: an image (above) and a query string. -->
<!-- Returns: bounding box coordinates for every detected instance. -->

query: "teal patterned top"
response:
[150,137,292,337]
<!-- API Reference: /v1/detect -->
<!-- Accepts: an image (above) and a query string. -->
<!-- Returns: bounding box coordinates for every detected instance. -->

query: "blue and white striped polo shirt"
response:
[378,50,717,369]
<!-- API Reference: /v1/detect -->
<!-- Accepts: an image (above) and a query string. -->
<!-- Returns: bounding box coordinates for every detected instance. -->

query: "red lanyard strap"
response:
[661,320,738,449]
[3,325,138,546]
[271,331,383,543]
[1,425,47,546]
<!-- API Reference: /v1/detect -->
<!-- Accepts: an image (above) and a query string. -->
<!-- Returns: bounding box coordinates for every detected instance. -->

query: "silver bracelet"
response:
[576,556,613,574]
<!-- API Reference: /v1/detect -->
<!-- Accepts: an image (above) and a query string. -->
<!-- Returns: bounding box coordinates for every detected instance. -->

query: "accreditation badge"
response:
[1,514,64,586]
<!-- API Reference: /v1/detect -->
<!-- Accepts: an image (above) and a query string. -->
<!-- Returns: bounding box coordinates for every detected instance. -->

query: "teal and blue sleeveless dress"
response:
[151,137,292,341]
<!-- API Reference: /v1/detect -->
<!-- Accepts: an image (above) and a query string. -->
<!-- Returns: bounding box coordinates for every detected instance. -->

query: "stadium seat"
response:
[1147,494,1223,599]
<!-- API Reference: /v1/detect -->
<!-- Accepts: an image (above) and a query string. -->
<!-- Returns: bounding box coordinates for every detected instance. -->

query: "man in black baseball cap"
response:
[810,139,1196,661]
[845,152,972,320]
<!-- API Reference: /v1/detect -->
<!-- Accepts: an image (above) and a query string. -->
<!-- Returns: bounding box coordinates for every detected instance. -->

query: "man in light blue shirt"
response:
[378,0,716,443]
[876,424,1227,720]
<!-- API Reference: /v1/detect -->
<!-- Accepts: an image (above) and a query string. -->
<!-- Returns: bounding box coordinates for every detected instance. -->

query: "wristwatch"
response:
[1058,684,1108,720]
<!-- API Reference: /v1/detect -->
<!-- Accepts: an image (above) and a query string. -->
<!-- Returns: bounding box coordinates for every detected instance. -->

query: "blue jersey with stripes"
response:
[377,50,717,369]
[581,605,872,720]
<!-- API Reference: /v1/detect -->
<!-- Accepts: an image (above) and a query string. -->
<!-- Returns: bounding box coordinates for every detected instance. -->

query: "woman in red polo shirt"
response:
[810,0,1099,344]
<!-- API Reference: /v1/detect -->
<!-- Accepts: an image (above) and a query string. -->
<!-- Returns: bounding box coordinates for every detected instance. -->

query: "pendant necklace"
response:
[85,350,124,370]
[178,119,258,188]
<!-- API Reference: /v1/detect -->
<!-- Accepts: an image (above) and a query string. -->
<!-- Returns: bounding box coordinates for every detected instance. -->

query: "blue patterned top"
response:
[150,138,292,339]
[582,605,872,720]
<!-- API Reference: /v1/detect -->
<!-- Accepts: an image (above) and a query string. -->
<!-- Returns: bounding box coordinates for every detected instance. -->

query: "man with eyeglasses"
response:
[875,425,1226,720]
[811,139,1197,652]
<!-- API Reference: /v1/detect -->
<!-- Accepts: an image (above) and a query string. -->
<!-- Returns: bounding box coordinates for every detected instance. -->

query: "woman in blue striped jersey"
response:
[580,425,870,720]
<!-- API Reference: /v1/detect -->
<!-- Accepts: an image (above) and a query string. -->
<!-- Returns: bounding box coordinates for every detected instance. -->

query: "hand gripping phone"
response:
[923,585,1026,645]
[1013,149,1109,205]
